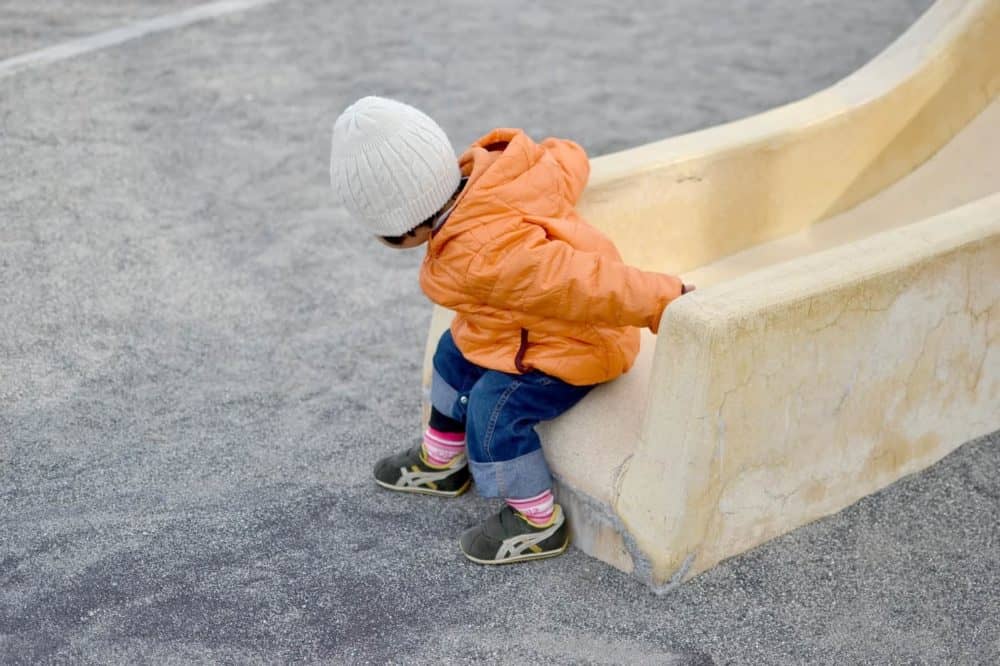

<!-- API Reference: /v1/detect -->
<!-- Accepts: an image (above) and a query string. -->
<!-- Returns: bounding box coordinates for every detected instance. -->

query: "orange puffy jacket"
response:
[419,128,683,386]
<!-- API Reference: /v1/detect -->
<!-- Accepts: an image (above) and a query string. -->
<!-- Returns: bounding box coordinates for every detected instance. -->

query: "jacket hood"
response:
[459,128,540,187]
[452,128,566,219]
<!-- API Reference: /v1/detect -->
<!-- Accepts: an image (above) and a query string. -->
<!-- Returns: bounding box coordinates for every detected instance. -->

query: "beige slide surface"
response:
[684,99,1000,289]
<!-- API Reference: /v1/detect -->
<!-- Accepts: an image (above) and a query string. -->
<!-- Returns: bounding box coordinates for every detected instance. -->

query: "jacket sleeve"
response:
[541,138,590,205]
[468,222,684,333]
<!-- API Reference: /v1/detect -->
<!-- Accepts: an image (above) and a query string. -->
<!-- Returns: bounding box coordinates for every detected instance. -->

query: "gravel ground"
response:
[2,0,998,663]
[0,1,202,60]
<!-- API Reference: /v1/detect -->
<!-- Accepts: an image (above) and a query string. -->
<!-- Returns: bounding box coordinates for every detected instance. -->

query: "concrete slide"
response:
[423,0,1000,590]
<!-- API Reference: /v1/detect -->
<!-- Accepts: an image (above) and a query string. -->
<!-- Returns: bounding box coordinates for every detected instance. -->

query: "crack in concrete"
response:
[554,473,699,594]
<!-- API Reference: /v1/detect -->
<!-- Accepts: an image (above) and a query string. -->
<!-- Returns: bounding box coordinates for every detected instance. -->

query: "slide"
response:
[423,0,1000,589]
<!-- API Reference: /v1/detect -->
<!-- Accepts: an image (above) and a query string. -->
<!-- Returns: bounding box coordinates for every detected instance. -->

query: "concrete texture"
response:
[3,0,998,663]
[634,195,999,584]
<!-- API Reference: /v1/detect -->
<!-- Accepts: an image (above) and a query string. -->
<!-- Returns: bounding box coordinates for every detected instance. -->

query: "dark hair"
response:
[379,217,435,246]
[379,178,467,246]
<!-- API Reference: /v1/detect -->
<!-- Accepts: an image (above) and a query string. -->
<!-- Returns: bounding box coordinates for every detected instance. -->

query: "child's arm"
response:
[468,223,684,333]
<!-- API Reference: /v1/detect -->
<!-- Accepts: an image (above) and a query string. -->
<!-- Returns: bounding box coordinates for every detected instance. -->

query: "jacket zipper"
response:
[514,328,530,374]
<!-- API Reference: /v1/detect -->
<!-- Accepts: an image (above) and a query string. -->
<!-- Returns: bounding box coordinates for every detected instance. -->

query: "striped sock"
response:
[421,427,466,468]
[506,489,555,527]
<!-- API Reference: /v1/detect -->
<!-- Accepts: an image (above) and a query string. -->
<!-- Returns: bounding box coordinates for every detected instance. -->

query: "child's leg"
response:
[463,369,593,502]
[373,330,485,496]
[459,369,594,564]
[422,330,486,466]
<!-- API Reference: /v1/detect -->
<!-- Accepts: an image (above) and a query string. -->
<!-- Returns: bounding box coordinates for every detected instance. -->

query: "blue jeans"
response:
[430,330,595,498]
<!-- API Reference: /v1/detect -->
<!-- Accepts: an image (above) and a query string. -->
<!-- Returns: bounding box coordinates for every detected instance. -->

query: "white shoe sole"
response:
[459,538,570,565]
[374,477,472,497]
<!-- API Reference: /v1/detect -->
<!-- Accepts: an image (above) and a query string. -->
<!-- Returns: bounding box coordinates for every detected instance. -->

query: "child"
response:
[329,96,691,565]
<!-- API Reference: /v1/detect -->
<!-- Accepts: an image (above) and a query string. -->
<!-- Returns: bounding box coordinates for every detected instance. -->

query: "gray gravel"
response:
[0,1,202,60]
[2,0,998,663]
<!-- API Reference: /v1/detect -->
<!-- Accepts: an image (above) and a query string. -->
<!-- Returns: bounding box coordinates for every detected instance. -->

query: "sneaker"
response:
[373,445,472,497]
[459,504,570,565]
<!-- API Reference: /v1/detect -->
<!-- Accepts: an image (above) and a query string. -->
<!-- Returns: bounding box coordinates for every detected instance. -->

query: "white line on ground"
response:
[0,0,280,79]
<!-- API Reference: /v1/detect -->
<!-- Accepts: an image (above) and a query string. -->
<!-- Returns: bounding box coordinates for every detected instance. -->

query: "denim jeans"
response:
[430,330,595,499]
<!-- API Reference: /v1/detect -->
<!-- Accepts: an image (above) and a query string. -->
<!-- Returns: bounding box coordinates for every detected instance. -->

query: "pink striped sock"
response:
[506,489,555,527]
[421,427,466,468]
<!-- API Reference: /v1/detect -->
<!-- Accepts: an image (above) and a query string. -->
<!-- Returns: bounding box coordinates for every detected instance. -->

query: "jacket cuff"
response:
[649,275,685,333]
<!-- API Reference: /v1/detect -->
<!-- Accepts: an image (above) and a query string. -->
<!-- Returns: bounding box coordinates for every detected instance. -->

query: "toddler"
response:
[329,96,691,565]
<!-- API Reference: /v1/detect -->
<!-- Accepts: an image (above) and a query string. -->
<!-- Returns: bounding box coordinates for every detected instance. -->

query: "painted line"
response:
[0,0,280,79]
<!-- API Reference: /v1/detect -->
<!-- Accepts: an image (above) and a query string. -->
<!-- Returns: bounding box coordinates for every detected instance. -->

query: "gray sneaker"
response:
[459,504,570,565]
[373,445,472,497]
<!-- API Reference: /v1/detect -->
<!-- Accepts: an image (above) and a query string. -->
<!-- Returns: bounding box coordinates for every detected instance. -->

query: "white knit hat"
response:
[329,96,461,236]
